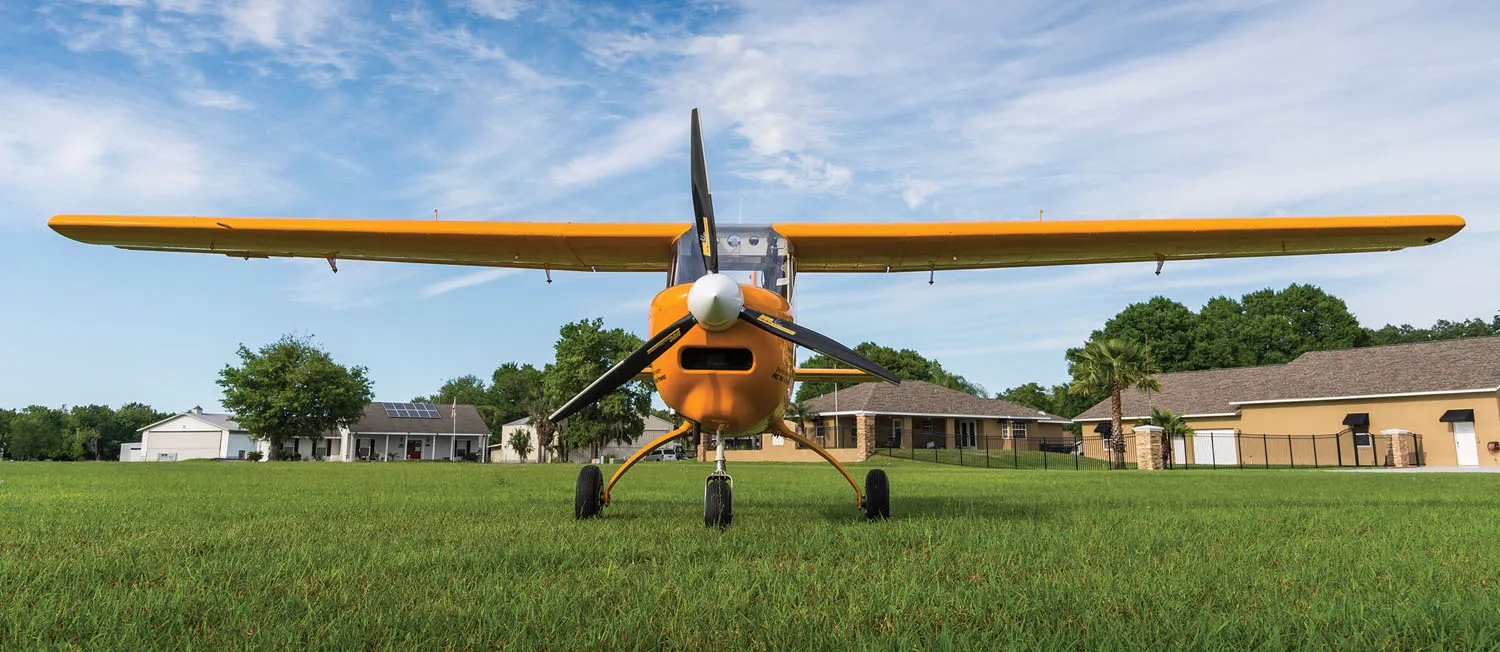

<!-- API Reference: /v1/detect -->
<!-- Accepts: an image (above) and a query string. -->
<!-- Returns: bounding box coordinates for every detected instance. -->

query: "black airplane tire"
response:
[704,476,733,528]
[575,465,603,519]
[864,469,890,520]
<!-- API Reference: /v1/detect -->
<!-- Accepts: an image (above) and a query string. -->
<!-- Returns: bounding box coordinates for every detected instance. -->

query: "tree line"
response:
[0,403,171,461]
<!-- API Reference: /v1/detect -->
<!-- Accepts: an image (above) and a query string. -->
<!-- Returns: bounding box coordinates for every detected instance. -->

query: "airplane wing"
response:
[51,214,1462,274]
[47,215,686,272]
[774,215,1464,272]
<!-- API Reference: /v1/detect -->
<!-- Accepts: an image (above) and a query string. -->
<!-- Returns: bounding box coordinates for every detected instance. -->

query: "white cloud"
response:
[897,177,939,209]
[422,268,520,297]
[465,0,526,21]
[548,112,680,187]
[0,82,277,219]
[742,154,851,192]
[179,88,253,110]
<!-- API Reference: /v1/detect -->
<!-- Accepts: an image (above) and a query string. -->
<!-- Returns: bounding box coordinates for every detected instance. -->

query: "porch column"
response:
[1382,429,1412,468]
[855,413,876,462]
[1133,425,1164,470]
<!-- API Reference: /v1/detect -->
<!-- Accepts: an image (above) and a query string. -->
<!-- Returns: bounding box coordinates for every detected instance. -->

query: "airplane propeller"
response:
[548,110,898,424]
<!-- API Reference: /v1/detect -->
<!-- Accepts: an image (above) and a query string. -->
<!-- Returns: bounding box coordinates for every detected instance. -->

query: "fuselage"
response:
[649,282,796,434]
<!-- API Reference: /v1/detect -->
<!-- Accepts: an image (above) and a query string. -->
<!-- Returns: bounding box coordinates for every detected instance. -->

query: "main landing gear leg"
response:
[767,418,889,520]
[705,427,733,528]
[576,421,696,519]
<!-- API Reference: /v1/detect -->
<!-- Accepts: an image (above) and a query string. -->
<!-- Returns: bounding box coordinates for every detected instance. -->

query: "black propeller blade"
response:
[549,313,699,423]
[689,108,718,275]
[738,307,901,384]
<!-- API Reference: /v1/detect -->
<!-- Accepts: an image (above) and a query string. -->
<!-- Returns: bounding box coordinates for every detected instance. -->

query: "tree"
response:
[543,318,651,461]
[9,406,67,460]
[0,408,14,460]
[413,375,489,408]
[508,428,533,462]
[1368,313,1500,345]
[488,363,545,426]
[796,342,983,401]
[66,404,114,460]
[525,394,558,463]
[218,334,374,460]
[1077,297,1198,372]
[785,400,820,436]
[1068,338,1161,470]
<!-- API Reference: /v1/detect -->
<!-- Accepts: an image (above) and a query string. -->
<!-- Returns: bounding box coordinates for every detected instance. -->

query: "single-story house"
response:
[136,406,255,461]
[131,403,491,462]
[1073,336,1500,467]
[490,414,677,463]
[342,403,490,462]
[785,380,1073,463]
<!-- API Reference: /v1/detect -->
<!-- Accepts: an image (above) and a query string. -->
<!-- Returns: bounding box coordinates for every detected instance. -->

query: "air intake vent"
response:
[680,347,753,371]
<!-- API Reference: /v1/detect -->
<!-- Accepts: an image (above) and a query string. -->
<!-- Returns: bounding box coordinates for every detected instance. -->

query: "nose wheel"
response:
[705,427,733,528]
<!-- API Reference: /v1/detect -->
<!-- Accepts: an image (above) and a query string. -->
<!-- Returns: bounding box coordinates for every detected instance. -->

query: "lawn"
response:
[875,446,1117,470]
[3,460,1499,650]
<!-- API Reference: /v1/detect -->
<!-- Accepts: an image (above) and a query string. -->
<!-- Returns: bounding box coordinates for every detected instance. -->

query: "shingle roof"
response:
[193,412,244,432]
[802,380,1061,420]
[1075,336,1500,420]
[346,403,491,435]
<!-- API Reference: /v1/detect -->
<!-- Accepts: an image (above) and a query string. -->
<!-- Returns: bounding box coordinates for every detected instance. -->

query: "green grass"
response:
[3,460,1499,650]
[875,447,1116,470]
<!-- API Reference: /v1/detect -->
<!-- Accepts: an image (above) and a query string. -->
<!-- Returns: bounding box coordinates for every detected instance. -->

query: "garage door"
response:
[1191,430,1238,465]
[146,431,221,461]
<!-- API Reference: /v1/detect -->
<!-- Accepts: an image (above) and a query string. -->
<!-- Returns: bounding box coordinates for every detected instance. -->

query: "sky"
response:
[2,0,1498,413]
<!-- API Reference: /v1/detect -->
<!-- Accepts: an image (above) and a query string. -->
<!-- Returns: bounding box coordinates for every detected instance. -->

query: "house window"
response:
[815,421,826,440]
[1353,426,1372,448]
[1010,421,1027,439]
[921,419,934,434]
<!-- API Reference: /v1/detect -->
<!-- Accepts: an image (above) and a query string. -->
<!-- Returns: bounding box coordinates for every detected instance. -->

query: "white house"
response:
[131,403,491,462]
[137,407,258,461]
[490,414,678,463]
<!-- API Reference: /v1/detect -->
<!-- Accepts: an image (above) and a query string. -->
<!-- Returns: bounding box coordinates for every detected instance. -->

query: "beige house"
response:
[786,380,1072,462]
[1074,337,1500,467]
[490,414,676,463]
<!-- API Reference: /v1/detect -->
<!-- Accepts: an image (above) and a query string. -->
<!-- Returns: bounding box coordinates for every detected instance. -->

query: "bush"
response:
[246,451,264,462]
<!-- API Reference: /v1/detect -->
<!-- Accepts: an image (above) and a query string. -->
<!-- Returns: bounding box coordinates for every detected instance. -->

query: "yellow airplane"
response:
[50,109,1463,527]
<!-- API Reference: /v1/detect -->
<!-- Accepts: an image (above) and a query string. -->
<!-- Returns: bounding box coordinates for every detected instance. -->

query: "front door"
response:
[956,420,976,449]
[407,439,423,460]
[1453,421,1479,466]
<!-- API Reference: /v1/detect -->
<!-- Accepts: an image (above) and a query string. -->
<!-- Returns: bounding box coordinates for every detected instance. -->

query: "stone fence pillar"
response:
[1382,429,1412,468]
[855,413,876,462]
[1133,425,1164,470]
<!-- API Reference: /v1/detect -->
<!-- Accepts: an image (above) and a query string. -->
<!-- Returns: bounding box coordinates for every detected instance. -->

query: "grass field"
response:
[4,460,1500,650]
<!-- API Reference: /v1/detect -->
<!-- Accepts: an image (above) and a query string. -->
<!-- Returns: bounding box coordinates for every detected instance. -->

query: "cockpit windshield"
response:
[670,225,794,298]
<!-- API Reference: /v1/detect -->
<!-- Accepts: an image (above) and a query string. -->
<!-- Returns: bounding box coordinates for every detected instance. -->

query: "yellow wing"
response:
[50,213,1462,273]
[774,215,1464,272]
[48,215,686,272]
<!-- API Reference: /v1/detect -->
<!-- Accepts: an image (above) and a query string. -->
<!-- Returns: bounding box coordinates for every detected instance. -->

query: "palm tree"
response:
[1139,407,1193,468]
[1068,338,1162,469]
[524,393,558,463]
[785,400,820,437]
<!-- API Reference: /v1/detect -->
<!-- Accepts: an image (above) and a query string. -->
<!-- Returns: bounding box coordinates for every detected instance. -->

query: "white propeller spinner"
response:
[686,273,743,331]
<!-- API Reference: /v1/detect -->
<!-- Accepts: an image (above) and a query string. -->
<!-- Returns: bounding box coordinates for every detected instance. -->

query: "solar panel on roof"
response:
[383,402,442,419]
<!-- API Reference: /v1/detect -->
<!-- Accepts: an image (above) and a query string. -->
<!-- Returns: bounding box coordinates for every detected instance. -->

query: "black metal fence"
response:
[870,430,1427,471]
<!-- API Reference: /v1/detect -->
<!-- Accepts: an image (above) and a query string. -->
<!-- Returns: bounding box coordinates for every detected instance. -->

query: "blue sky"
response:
[2,0,1498,413]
